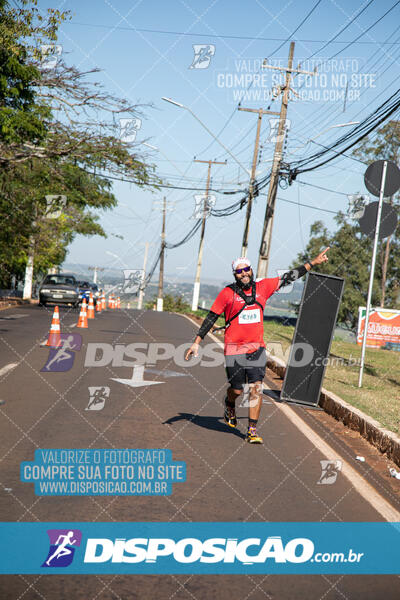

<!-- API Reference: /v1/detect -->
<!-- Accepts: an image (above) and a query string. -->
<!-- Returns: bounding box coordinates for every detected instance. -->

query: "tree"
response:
[0,0,159,294]
[294,212,400,329]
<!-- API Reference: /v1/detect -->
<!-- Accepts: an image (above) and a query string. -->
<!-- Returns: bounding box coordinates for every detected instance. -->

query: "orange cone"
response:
[96,297,102,313]
[108,295,113,309]
[101,294,106,311]
[46,306,62,347]
[87,293,95,319]
[117,297,121,309]
[77,298,88,328]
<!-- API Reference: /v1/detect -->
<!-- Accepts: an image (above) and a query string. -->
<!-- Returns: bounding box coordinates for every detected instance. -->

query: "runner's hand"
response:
[185,343,199,360]
[312,246,330,265]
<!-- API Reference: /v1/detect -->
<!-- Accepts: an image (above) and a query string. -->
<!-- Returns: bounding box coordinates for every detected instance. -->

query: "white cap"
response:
[232,257,252,272]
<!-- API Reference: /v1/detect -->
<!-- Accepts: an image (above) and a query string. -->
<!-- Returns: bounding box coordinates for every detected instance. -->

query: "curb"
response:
[265,350,400,469]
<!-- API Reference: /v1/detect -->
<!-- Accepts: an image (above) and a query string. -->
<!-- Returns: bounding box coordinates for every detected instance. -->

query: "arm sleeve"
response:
[197,311,220,339]
[278,264,308,289]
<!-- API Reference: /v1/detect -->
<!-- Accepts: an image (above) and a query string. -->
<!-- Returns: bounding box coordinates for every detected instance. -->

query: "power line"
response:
[266,0,324,57]
[277,195,339,214]
[195,0,324,159]
[287,88,400,177]
[81,169,246,193]
[66,21,400,45]
[298,0,375,64]
[297,180,349,196]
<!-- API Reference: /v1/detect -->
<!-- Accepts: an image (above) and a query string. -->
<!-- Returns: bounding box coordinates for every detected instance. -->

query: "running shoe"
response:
[246,426,263,444]
[223,398,237,428]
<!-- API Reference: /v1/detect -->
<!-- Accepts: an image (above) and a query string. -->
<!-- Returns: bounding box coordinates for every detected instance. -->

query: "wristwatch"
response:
[306,260,313,268]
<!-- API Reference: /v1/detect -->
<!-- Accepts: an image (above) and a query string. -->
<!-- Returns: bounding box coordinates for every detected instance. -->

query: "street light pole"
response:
[358,161,388,387]
[138,241,149,310]
[157,197,167,312]
[290,122,360,154]
[161,97,250,177]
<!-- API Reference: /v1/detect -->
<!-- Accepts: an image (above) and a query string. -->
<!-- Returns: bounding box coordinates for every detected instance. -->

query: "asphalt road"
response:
[0,304,400,599]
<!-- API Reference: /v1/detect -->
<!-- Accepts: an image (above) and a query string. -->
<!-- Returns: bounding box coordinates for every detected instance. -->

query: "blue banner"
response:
[0,522,399,574]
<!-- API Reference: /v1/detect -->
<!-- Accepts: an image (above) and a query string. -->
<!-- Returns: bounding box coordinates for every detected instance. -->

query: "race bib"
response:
[238,308,261,324]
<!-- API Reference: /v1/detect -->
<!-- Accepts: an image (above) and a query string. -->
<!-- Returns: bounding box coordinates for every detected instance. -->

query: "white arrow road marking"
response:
[145,367,187,378]
[0,363,19,378]
[111,365,164,388]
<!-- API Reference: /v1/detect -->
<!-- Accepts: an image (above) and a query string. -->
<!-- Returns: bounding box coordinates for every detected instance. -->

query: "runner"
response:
[45,531,77,566]
[43,335,77,371]
[185,248,330,444]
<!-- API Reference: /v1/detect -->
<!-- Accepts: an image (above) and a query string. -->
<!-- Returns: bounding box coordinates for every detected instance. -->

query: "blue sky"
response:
[41,0,400,284]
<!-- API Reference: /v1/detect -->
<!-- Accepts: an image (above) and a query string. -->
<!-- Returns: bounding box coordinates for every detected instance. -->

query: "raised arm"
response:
[278,247,330,289]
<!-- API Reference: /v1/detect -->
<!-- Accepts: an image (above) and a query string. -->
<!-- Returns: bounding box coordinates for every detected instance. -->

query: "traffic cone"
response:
[108,295,113,309]
[110,296,115,309]
[45,306,62,347]
[96,297,102,313]
[101,294,106,311]
[116,297,121,309]
[77,298,88,328]
[87,293,95,319]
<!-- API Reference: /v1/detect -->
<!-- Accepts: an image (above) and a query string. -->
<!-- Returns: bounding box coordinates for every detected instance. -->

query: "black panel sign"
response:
[280,272,345,407]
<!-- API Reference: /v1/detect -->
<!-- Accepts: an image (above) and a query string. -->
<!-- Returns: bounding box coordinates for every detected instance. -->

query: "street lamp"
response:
[161,97,250,176]
[290,121,360,153]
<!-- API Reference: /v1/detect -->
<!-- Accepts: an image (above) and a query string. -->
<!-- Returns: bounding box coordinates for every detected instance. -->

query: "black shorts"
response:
[225,347,267,390]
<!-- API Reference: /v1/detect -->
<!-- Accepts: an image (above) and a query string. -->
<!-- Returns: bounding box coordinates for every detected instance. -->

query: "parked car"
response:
[77,281,100,305]
[39,274,79,307]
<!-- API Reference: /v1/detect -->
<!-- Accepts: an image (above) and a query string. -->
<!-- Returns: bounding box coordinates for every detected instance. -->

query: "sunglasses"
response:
[235,266,251,274]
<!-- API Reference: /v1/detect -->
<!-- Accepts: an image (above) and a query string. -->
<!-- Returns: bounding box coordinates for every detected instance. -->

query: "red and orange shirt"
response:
[210,277,280,355]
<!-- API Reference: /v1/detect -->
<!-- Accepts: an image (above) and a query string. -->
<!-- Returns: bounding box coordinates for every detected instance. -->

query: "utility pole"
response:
[257,42,315,278]
[22,234,35,300]
[191,159,226,311]
[88,266,104,284]
[157,197,167,312]
[138,241,149,310]
[238,106,279,257]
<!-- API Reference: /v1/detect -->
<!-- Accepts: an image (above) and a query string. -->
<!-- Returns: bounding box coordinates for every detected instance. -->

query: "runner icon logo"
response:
[86,386,110,411]
[41,334,82,373]
[317,460,342,485]
[189,44,215,69]
[42,529,82,567]
[122,269,143,294]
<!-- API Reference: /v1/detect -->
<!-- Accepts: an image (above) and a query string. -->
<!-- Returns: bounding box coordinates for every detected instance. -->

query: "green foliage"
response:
[0,0,61,144]
[295,212,400,329]
[145,294,191,313]
[0,0,158,288]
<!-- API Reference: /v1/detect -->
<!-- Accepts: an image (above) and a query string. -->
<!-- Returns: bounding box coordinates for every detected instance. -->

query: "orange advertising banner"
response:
[357,307,400,348]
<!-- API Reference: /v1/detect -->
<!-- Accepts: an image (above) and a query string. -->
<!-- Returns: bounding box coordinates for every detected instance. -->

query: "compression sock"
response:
[248,418,258,429]
[225,395,236,408]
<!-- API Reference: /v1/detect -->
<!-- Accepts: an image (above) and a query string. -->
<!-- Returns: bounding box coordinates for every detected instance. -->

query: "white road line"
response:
[277,402,400,521]
[0,314,29,321]
[180,313,400,522]
[0,363,19,378]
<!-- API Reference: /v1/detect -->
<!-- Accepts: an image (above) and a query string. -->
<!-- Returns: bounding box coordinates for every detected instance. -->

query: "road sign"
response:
[364,159,400,197]
[358,201,398,239]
